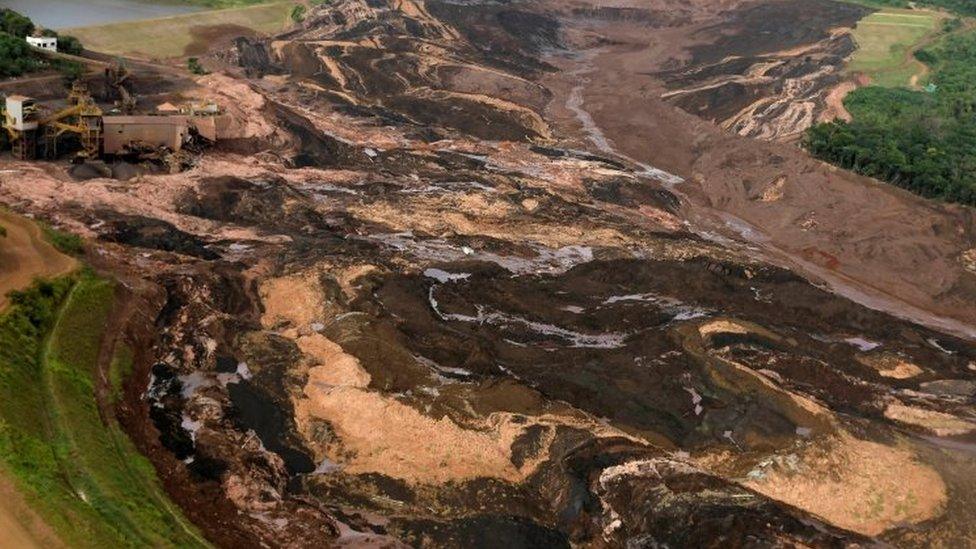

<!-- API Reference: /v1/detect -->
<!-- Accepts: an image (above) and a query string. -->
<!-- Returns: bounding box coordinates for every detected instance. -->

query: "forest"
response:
[805,30,976,205]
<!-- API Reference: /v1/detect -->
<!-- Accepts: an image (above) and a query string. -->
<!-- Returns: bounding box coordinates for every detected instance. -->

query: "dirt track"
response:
[0,472,63,549]
[0,210,77,311]
[0,212,76,546]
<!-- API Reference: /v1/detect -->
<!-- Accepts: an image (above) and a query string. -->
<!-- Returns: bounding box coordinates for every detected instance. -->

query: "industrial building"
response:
[1,81,224,162]
[102,116,190,155]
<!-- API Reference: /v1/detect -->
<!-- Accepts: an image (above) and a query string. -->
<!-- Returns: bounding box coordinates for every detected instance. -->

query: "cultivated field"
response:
[847,9,939,87]
[62,2,294,59]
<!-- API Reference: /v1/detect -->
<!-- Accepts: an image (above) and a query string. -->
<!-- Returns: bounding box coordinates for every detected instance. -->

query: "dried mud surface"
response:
[1,0,975,547]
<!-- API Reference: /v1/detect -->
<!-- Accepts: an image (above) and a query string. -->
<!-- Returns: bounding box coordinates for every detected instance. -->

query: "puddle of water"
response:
[428,286,628,349]
[684,387,704,416]
[423,268,471,283]
[601,292,711,322]
[843,337,881,352]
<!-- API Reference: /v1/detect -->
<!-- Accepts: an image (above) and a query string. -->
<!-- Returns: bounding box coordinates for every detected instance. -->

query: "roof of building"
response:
[103,115,189,125]
[155,102,180,113]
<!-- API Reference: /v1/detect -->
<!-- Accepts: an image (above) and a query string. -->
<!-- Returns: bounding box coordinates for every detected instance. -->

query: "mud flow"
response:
[1,0,975,546]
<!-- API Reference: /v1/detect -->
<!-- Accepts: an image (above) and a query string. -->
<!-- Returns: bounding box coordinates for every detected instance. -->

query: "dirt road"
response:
[0,210,77,312]
[0,472,63,549]
[0,211,75,546]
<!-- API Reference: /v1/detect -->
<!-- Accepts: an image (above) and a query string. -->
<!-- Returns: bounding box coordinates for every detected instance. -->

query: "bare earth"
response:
[0,209,77,311]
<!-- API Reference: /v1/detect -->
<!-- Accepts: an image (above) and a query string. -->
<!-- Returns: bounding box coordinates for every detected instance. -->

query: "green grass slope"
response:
[0,273,208,547]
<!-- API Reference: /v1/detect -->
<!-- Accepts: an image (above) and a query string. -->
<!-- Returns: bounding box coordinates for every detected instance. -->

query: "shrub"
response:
[40,224,84,256]
[291,4,307,23]
[0,8,34,38]
[187,57,208,75]
[57,35,84,55]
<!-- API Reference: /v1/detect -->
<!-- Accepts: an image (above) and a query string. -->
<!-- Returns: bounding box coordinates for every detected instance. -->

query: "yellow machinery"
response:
[43,81,103,159]
[3,83,103,160]
[104,59,136,115]
[2,77,223,162]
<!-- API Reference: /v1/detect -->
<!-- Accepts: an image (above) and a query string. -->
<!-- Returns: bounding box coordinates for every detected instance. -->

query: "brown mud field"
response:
[0,0,975,547]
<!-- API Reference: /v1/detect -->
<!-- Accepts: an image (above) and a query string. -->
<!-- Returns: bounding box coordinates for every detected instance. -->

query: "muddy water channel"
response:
[0,0,201,29]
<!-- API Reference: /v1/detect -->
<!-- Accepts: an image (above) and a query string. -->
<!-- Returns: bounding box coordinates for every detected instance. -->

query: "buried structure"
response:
[1,81,224,166]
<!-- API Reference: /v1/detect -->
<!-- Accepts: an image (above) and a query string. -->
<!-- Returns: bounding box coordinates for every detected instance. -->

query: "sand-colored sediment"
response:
[884,403,976,436]
[260,272,330,329]
[857,353,923,379]
[191,74,279,141]
[291,331,640,485]
[962,248,976,274]
[689,319,830,430]
[297,385,526,483]
[743,433,947,536]
[265,270,546,484]
[298,333,372,389]
[290,329,533,483]
[349,197,634,249]
[268,265,643,485]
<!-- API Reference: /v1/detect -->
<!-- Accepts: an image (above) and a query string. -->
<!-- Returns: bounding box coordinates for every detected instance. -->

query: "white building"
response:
[26,36,57,52]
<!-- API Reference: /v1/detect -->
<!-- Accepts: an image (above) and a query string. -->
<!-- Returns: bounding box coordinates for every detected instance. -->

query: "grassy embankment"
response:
[0,266,208,546]
[846,8,939,87]
[805,2,976,206]
[63,2,294,59]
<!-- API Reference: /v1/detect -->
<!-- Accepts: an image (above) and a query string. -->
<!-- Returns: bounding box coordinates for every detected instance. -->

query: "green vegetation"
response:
[0,273,208,547]
[847,8,938,87]
[0,8,34,38]
[291,4,307,23]
[108,344,134,405]
[40,224,84,256]
[849,0,976,15]
[57,35,85,56]
[806,30,976,205]
[187,57,208,75]
[65,2,293,58]
[0,8,85,78]
[0,32,41,77]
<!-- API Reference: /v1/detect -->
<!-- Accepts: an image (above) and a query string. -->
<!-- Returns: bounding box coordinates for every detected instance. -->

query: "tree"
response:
[0,33,38,77]
[0,8,34,38]
[57,35,84,55]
